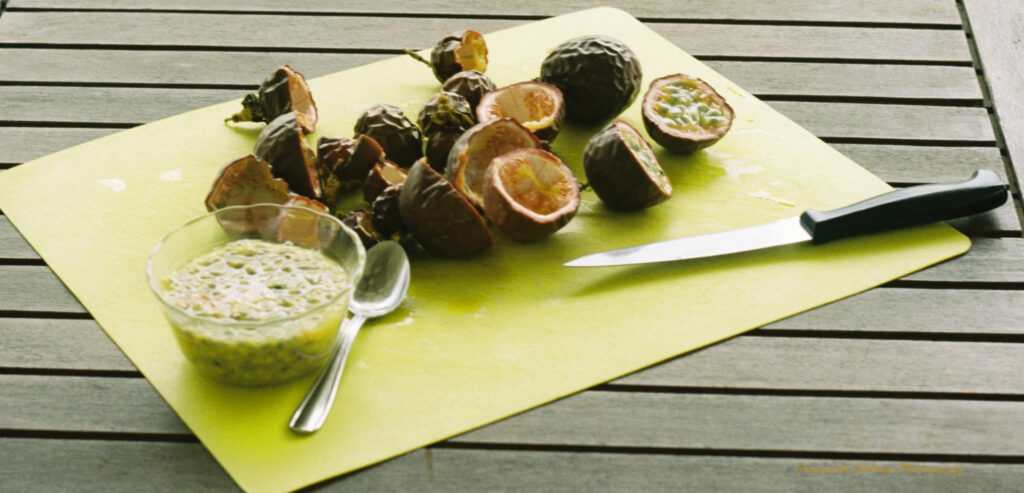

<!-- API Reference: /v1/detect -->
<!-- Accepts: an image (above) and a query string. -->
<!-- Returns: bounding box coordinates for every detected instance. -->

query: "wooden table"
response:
[2,1,1022,491]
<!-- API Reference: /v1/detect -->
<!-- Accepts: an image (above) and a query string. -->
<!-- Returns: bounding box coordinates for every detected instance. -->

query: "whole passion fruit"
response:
[482,148,579,242]
[583,120,672,210]
[399,158,492,257]
[442,70,496,111]
[253,112,321,200]
[354,103,424,168]
[445,117,542,209]
[642,73,734,153]
[227,65,318,133]
[539,35,642,124]
[430,30,489,82]
[476,81,565,143]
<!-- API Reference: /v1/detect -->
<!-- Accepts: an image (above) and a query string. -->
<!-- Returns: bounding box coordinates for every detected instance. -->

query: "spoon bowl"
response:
[289,240,410,434]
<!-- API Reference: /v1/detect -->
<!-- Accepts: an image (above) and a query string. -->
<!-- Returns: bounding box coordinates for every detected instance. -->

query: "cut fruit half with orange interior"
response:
[482,148,580,242]
[445,117,541,208]
[476,81,565,142]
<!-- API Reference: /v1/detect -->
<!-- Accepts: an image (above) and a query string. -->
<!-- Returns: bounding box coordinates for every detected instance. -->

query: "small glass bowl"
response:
[146,204,366,386]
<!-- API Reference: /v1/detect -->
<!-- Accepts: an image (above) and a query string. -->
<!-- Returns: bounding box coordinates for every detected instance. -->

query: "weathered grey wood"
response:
[767,287,1024,335]
[833,144,1004,184]
[903,237,1024,283]
[2,441,1011,493]
[0,12,973,62]
[0,215,37,259]
[6,0,964,25]
[0,127,117,165]
[0,86,995,144]
[0,317,136,371]
[0,48,983,102]
[964,1,1024,211]
[0,265,84,313]
[946,201,1019,236]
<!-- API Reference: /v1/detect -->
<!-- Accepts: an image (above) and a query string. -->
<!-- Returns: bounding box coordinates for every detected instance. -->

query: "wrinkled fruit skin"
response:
[642,74,734,154]
[442,70,496,111]
[430,30,488,83]
[417,91,475,138]
[583,120,672,210]
[354,103,423,168]
[540,35,642,124]
[253,112,322,200]
[399,159,492,257]
[371,183,406,240]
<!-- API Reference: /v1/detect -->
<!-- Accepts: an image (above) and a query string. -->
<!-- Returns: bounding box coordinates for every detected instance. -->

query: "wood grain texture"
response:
[0,12,972,62]
[0,265,84,313]
[6,0,964,25]
[0,127,118,165]
[0,317,136,371]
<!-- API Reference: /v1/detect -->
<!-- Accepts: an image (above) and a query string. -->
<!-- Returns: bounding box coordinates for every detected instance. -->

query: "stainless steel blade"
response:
[564,216,812,267]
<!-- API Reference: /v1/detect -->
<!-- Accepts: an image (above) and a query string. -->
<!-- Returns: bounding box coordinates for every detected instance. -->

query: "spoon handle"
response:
[289,313,368,434]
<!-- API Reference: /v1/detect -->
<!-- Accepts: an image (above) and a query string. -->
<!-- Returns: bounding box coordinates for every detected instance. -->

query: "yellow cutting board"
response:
[0,8,967,492]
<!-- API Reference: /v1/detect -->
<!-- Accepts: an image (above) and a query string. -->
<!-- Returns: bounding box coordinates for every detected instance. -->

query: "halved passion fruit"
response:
[430,30,488,83]
[399,159,492,257]
[476,81,565,143]
[204,154,291,212]
[582,120,673,210]
[482,148,579,242]
[445,117,542,208]
[642,73,734,153]
[227,65,318,133]
[363,161,407,203]
[253,112,321,200]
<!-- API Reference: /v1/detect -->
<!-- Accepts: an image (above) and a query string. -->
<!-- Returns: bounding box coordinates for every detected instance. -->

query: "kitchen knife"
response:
[564,170,1008,267]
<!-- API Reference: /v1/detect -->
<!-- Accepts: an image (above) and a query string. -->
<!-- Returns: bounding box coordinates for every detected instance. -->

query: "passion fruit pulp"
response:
[539,35,642,123]
[227,65,318,133]
[430,30,489,83]
[399,158,492,257]
[482,148,580,242]
[252,112,322,200]
[445,117,542,208]
[353,103,424,168]
[476,81,565,143]
[642,73,734,153]
[583,120,673,210]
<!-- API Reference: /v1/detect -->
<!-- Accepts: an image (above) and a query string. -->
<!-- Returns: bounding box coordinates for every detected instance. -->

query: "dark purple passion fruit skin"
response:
[354,103,423,168]
[417,91,475,138]
[399,159,492,257]
[642,74,734,154]
[259,65,317,133]
[252,112,321,200]
[430,30,487,82]
[539,35,642,124]
[442,70,496,111]
[582,120,672,210]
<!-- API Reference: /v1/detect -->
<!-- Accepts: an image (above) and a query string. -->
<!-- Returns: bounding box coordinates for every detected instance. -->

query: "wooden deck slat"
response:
[0,86,995,143]
[0,49,984,102]
[0,265,84,313]
[6,0,963,25]
[3,440,1012,493]
[3,374,1021,456]
[0,127,117,165]
[0,318,135,371]
[0,12,972,62]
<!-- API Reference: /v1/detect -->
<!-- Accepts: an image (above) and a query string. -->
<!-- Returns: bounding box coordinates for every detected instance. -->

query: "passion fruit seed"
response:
[445,117,542,209]
[583,120,672,210]
[226,65,318,133]
[476,81,565,143]
[482,148,580,242]
[642,73,734,153]
[253,112,322,200]
[442,70,496,111]
[430,30,489,82]
[539,35,642,123]
[417,91,475,138]
[354,103,424,168]
[364,161,407,203]
[400,158,492,257]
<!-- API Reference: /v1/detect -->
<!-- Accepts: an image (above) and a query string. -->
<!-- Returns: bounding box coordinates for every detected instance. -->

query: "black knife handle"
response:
[799,169,1008,244]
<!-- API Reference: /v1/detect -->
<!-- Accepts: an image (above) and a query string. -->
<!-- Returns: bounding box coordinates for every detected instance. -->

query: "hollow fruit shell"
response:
[476,81,565,143]
[641,73,734,153]
[444,117,542,208]
[252,112,322,200]
[482,148,579,242]
[430,30,489,82]
[259,64,318,133]
[399,159,493,257]
[582,120,673,210]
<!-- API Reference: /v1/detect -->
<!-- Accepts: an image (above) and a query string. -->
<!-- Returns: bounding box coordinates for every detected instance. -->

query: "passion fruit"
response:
[539,35,642,123]
[582,120,672,210]
[399,158,492,257]
[417,91,475,138]
[204,154,291,212]
[364,161,407,203]
[253,112,321,200]
[353,103,423,168]
[442,70,496,111]
[482,148,579,242]
[445,117,542,208]
[227,65,318,133]
[269,196,332,250]
[430,30,488,83]
[371,183,405,240]
[339,208,382,249]
[642,73,734,153]
[476,81,565,143]
[424,128,463,173]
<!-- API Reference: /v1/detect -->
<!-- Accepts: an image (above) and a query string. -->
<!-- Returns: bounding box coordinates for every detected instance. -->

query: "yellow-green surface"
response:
[0,8,968,493]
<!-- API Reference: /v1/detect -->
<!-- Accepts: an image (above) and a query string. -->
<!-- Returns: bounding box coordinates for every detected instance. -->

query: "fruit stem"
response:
[404,49,433,68]
[225,92,266,124]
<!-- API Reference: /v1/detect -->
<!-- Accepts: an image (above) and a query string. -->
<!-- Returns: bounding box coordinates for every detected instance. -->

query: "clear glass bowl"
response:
[146,204,366,386]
